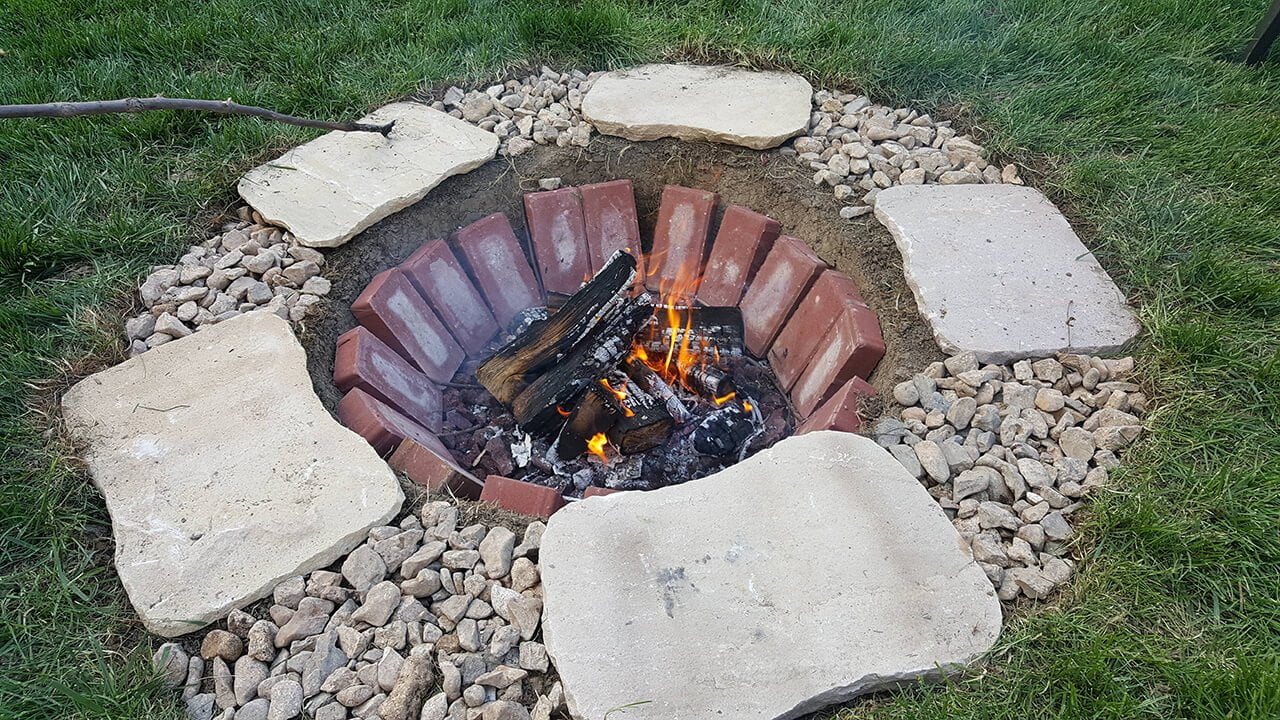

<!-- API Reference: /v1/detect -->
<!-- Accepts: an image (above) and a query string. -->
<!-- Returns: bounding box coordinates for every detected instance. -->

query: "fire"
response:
[713,391,737,406]
[742,400,753,413]
[586,432,609,462]
[599,378,635,417]
[556,405,571,417]
[631,262,725,395]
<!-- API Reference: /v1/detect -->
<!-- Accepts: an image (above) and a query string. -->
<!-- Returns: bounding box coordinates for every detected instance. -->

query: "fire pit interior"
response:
[304,137,941,509]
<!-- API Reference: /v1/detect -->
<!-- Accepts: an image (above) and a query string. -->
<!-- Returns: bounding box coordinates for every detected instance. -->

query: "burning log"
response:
[552,388,619,459]
[477,251,641,406]
[603,377,674,455]
[685,365,736,401]
[640,305,745,358]
[624,357,692,424]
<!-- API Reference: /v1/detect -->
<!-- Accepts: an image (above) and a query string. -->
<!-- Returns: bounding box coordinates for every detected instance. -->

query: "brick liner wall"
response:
[333,182,887,516]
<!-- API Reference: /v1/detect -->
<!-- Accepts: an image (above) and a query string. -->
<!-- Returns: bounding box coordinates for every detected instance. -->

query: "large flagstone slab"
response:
[539,431,1001,720]
[582,64,812,150]
[874,184,1140,363]
[238,103,498,248]
[62,312,404,637]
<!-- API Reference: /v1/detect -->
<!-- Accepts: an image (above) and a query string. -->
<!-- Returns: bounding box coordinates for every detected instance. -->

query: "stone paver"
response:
[238,103,498,248]
[874,185,1140,363]
[61,312,403,636]
[582,64,813,150]
[539,431,1001,720]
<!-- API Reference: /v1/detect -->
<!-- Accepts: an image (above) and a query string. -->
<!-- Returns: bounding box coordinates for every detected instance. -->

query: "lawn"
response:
[1,0,1278,718]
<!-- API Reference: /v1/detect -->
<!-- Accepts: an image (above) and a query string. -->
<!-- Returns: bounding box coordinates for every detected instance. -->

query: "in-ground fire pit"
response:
[331,180,885,508]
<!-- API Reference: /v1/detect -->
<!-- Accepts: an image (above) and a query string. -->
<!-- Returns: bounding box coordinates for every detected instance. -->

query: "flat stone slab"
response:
[238,102,498,248]
[582,64,812,150]
[874,184,1140,363]
[540,431,1001,720]
[62,312,404,637]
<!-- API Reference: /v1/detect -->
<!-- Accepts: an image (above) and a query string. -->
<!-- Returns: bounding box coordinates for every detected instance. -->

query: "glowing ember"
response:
[586,432,609,462]
[599,378,635,417]
[713,391,737,405]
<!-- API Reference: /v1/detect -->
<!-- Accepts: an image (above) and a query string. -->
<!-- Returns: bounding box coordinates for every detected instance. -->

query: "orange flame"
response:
[600,378,635,417]
[742,400,753,413]
[629,260,728,396]
[713,391,737,406]
[556,405,571,417]
[586,433,609,462]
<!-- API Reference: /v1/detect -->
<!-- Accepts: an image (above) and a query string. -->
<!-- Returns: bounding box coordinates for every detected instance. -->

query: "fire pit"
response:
[328,177,887,511]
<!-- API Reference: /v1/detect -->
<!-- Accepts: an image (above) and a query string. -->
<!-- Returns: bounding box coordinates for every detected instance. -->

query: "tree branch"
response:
[0,96,395,135]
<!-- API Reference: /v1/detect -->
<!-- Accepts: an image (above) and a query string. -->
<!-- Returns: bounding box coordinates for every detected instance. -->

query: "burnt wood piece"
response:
[512,294,655,433]
[692,404,759,458]
[554,387,619,459]
[477,251,639,405]
[624,357,693,424]
[686,364,736,400]
[639,305,745,358]
[606,378,674,455]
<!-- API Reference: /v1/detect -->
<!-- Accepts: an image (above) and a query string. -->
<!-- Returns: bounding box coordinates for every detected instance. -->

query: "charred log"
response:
[640,305,745,358]
[624,357,693,424]
[605,378,674,454]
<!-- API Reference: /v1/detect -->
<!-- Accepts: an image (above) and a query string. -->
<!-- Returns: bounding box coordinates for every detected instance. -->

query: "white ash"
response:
[125,206,330,356]
[158,502,564,720]
[876,352,1145,603]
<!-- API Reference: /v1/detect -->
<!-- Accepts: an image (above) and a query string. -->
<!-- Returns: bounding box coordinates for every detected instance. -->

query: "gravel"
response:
[877,351,1145,601]
[159,504,564,720]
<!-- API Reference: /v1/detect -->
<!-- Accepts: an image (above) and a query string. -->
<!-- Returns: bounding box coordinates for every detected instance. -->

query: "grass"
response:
[1,0,1277,718]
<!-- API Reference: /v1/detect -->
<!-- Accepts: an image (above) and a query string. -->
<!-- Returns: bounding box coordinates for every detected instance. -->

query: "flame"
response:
[556,405,571,417]
[629,260,727,396]
[586,433,609,462]
[742,400,753,413]
[600,378,635,417]
[713,391,737,406]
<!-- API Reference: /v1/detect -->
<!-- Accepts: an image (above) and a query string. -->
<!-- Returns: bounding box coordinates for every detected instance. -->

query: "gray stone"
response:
[153,642,188,688]
[582,64,812,150]
[60,313,403,636]
[341,545,386,591]
[478,526,516,579]
[237,698,270,720]
[539,432,1000,720]
[913,440,950,483]
[234,656,270,705]
[378,653,434,720]
[267,679,303,720]
[874,185,1140,363]
[420,693,448,720]
[238,104,498,248]
[275,597,333,646]
[350,581,400,626]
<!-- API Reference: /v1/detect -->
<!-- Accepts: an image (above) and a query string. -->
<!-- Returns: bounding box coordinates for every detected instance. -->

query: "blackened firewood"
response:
[691,404,759,457]
[477,251,638,405]
[686,365,736,400]
[606,378,674,454]
[553,387,620,459]
[639,305,745,358]
[623,357,693,423]
[512,293,654,433]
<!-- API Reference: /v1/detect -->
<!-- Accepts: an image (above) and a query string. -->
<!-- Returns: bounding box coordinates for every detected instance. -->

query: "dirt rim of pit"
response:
[300,135,943,418]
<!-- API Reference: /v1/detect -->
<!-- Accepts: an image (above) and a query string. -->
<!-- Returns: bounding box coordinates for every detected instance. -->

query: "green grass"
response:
[1,0,1278,718]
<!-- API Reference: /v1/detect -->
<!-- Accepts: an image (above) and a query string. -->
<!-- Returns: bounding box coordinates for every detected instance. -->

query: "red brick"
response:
[451,213,543,330]
[479,476,566,518]
[737,236,827,356]
[789,304,886,417]
[389,438,483,499]
[401,239,499,355]
[523,188,591,296]
[582,486,619,498]
[333,326,443,428]
[645,185,718,294]
[580,180,645,281]
[795,376,877,432]
[337,388,442,455]
[352,269,464,383]
[695,205,780,307]
[336,326,362,348]
[767,270,869,390]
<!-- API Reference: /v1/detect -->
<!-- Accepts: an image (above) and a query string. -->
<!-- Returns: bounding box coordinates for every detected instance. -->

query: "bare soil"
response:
[301,135,942,417]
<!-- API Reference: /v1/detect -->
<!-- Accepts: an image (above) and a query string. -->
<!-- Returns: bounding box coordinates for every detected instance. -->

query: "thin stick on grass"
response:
[0,97,395,135]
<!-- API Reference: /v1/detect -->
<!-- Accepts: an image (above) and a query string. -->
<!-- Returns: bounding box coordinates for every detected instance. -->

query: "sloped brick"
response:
[646,186,718,294]
[524,188,591,296]
[738,236,827,356]
[333,326,443,427]
[695,205,780,307]
[795,377,877,432]
[480,476,566,518]
[767,270,868,389]
[789,305,886,417]
[450,213,543,330]
[580,180,645,280]
[402,239,499,355]
[582,486,620,498]
[351,268,464,384]
[389,437,483,499]
[337,388,442,454]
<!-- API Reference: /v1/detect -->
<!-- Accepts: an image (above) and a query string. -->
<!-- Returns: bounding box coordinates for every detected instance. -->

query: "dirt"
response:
[301,135,942,419]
